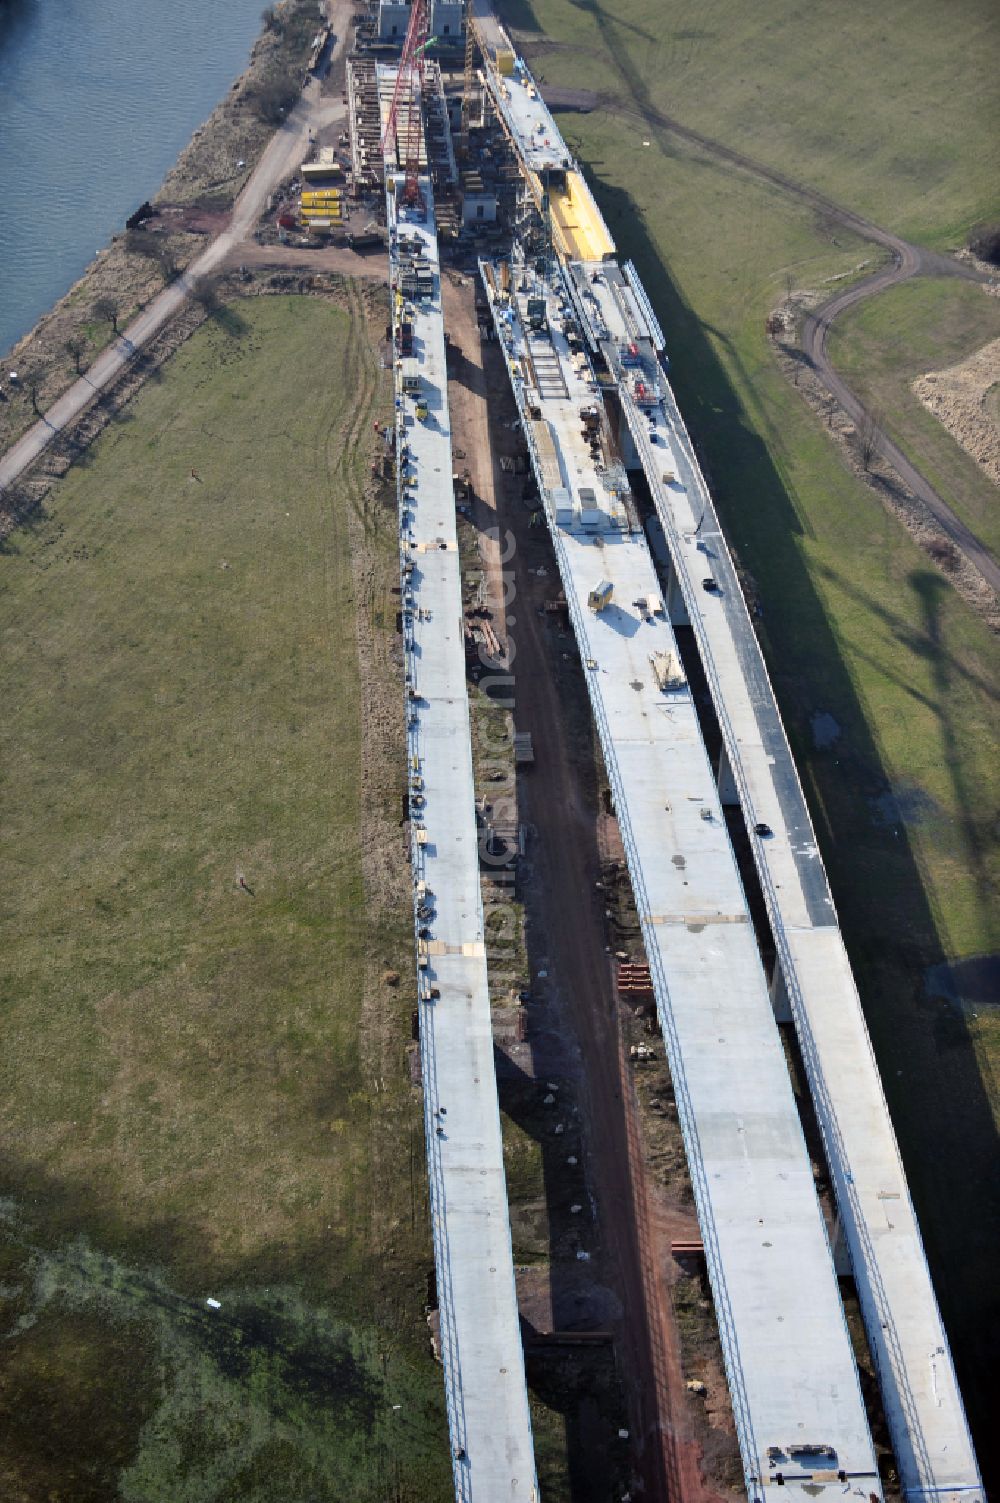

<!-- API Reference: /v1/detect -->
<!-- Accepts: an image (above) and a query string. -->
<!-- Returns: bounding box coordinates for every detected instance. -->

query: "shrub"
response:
[125,229,178,284]
[245,69,299,124]
[968,223,1000,265]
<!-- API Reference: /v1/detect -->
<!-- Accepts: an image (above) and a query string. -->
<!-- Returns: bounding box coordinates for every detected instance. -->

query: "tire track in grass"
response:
[321,281,415,1299]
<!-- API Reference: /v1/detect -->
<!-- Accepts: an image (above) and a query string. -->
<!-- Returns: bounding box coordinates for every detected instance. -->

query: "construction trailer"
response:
[587,578,613,612]
[513,730,534,765]
[301,153,344,182]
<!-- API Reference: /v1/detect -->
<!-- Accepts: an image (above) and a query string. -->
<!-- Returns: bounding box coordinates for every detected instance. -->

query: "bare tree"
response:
[65,336,87,374]
[126,228,178,284]
[191,273,222,312]
[93,295,120,334]
[246,69,299,123]
[858,408,884,472]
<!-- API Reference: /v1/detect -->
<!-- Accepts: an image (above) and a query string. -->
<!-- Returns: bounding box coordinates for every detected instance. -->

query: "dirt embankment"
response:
[0,0,321,455]
[913,338,1000,489]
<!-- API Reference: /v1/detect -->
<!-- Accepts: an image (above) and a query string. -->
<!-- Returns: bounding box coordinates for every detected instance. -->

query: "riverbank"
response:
[0,0,324,457]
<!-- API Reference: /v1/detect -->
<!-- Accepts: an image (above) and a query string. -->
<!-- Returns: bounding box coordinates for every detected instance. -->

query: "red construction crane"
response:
[380,0,431,206]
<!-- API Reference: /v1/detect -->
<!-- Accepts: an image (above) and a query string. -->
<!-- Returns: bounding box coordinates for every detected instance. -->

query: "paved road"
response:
[545,84,1000,595]
[0,2,353,497]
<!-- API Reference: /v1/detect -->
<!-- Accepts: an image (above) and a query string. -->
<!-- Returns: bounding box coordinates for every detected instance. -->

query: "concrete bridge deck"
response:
[592,260,983,1503]
[470,17,983,1496]
[481,258,883,1503]
[388,174,538,1502]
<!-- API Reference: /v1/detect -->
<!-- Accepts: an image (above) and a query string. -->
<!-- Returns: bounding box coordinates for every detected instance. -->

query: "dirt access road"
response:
[443,271,730,1503]
[801,272,1000,596]
[0,0,355,498]
[223,242,387,281]
[543,82,1000,596]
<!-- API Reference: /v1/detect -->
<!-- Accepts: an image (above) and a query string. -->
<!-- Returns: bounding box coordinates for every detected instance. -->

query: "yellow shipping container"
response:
[496,49,515,76]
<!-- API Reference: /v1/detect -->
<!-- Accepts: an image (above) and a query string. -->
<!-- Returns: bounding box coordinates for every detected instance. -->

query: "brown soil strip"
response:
[226,243,389,280]
[335,277,424,1260]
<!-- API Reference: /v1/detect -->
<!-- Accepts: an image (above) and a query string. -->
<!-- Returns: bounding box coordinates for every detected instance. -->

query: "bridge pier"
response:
[716,742,738,806]
[617,415,639,469]
[769,960,793,1024]
[828,1213,855,1278]
[665,560,689,626]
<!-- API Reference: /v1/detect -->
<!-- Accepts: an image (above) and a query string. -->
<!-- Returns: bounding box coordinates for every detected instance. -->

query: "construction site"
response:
[0,0,994,1498]
[330,2,989,1501]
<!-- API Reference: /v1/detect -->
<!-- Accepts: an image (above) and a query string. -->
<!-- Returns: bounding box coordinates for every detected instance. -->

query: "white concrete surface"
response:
[472,22,983,1492]
[389,177,538,1503]
[482,260,883,1503]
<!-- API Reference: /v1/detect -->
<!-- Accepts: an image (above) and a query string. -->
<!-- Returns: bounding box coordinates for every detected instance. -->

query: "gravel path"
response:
[801,267,1000,595]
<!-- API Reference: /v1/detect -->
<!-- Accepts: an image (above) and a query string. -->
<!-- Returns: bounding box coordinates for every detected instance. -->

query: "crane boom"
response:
[380,0,430,205]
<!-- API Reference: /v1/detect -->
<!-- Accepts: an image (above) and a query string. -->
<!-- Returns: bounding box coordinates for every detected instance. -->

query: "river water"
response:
[0,0,269,359]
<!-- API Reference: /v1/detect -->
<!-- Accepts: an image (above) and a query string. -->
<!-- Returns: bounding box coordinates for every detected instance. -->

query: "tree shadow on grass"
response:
[0,487,49,539]
[583,169,1000,1485]
[0,1158,450,1503]
[496,0,542,33]
[209,300,251,340]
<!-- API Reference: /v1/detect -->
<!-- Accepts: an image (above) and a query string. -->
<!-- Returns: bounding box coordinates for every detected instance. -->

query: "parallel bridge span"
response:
[480,254,881,1503]
[385,151,538,1499]
[472,13,984,1503]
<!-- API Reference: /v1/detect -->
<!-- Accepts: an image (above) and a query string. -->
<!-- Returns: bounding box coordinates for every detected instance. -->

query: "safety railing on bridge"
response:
[394,377,473,1502]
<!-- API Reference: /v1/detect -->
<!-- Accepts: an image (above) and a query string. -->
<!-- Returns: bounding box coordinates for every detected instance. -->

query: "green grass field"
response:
[499,0,1000,1474]
[506,0,998,245]
[828,278,1000,559]
[0,295,451,1501]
